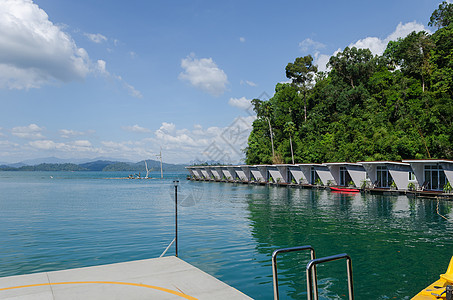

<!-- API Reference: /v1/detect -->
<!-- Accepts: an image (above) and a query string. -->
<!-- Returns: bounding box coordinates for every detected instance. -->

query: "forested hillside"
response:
[245,2,453,164]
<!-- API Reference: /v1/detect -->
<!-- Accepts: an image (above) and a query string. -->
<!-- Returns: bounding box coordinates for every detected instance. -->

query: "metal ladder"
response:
[272,245,354,300]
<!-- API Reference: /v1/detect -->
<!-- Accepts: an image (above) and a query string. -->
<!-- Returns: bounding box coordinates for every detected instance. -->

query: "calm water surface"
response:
[0,171,452,299]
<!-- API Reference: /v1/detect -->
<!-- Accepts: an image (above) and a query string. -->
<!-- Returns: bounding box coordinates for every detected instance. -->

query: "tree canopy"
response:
[245,3,453,164]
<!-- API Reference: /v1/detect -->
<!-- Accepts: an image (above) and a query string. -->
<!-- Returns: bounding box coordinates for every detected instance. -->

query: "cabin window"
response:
[339,166,352,186]
[376,166,393,188]
[310,167,320,185]
[424,164,447,190]
[408,171,416,181]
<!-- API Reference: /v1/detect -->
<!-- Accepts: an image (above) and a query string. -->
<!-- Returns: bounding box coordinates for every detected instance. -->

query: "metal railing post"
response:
[272,245,317,300]
[306,253,354,300]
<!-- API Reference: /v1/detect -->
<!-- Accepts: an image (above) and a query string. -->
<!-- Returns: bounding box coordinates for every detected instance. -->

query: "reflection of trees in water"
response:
[409,197,452,232]
[245,188,453,299]
[364,194,396,218]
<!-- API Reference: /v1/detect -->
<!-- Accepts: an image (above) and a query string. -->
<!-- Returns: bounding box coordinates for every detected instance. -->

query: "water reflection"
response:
[246,187,453,299]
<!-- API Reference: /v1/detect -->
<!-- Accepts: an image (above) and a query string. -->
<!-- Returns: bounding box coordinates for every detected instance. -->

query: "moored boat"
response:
[329,186,360,193]
[412,256,453,299]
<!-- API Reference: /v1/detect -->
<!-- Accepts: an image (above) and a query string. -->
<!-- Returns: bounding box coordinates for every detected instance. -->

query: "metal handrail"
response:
[272,245,317,300]
[159,238,176,258]
[306,253,354,300]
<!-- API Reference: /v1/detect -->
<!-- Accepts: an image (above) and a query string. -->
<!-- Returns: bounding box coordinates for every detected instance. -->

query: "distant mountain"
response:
[0,159,188,172]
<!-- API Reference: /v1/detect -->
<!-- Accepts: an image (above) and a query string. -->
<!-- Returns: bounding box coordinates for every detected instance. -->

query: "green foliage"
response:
[407,182,416,191]
[429,1,453,28]
[245,6,453,165]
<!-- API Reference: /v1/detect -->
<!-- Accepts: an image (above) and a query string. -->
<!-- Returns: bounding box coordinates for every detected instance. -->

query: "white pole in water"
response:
[156,147,163,179]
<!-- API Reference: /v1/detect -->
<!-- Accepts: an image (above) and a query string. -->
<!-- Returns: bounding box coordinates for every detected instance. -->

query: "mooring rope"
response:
[437,198,449,221]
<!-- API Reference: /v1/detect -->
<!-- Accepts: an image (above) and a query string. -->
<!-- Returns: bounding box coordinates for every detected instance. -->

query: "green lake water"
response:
[0,171,451,299]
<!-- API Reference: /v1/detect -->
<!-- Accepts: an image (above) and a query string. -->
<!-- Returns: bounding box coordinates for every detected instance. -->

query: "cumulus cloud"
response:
[314,21,429,72]
[0,0,90,89]
[122,124,151,133]
[11,124,45,139]
[178,54,228,97]
[228,97,252,110]
[239,37,246,43]
[84,33,107,44]
[0,0,142,98]
[350,21,429,56]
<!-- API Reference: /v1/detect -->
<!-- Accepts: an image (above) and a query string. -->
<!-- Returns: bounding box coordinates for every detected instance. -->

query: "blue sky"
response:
[0,0,442,164]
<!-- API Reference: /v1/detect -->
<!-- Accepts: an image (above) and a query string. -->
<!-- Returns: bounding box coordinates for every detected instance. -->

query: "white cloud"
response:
[72,140,91,147]
[11,124,45,139]
[0,140,19,147]
[29,140,63,150]
[313,51,335,73]
[95,60,109,75]
[178,54,228,97]
[154,123,199,147]
[0,0,142,98]
[151,116,256,164]
[240,80,257,87]
[350,21,429,56]
[84,33,107,44]
[28,139,94,152]
[228,97,252,110]
[0,0,90,89]
[122,124,151,133]
[314,21,429,72]
[59,129,83,138]
[123,82,143,98]
[95,60,143,98]
[239,37,246,43]
[299,38,326,52]
[159,122,176,134]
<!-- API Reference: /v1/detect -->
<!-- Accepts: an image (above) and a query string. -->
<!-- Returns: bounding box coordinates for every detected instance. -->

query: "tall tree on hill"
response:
[285,55,317,121]
[328,47,376,89]
[384,31,433,92]
[251,98,275,162]
[429,1,453,28]
[284,121,296,164]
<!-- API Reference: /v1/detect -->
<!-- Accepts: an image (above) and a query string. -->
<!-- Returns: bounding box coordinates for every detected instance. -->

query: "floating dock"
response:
[0,256,252,300]
[186,161,453,200]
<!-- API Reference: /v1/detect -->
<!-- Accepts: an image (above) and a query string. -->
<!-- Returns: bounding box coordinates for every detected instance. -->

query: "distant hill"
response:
[16,163,88,171]
[103,160,187,172]
[16,156,133,166]
[0,159,187,172]
[79,160,119,171]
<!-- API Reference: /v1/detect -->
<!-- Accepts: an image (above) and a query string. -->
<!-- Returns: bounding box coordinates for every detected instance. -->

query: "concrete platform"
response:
[0,256,252,300]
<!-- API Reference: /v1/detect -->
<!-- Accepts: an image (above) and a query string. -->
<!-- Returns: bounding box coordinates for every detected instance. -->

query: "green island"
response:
[245,1,453,165]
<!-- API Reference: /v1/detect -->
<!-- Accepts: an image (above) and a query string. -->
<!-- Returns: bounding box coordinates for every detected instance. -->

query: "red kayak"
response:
[330,186,360,193]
